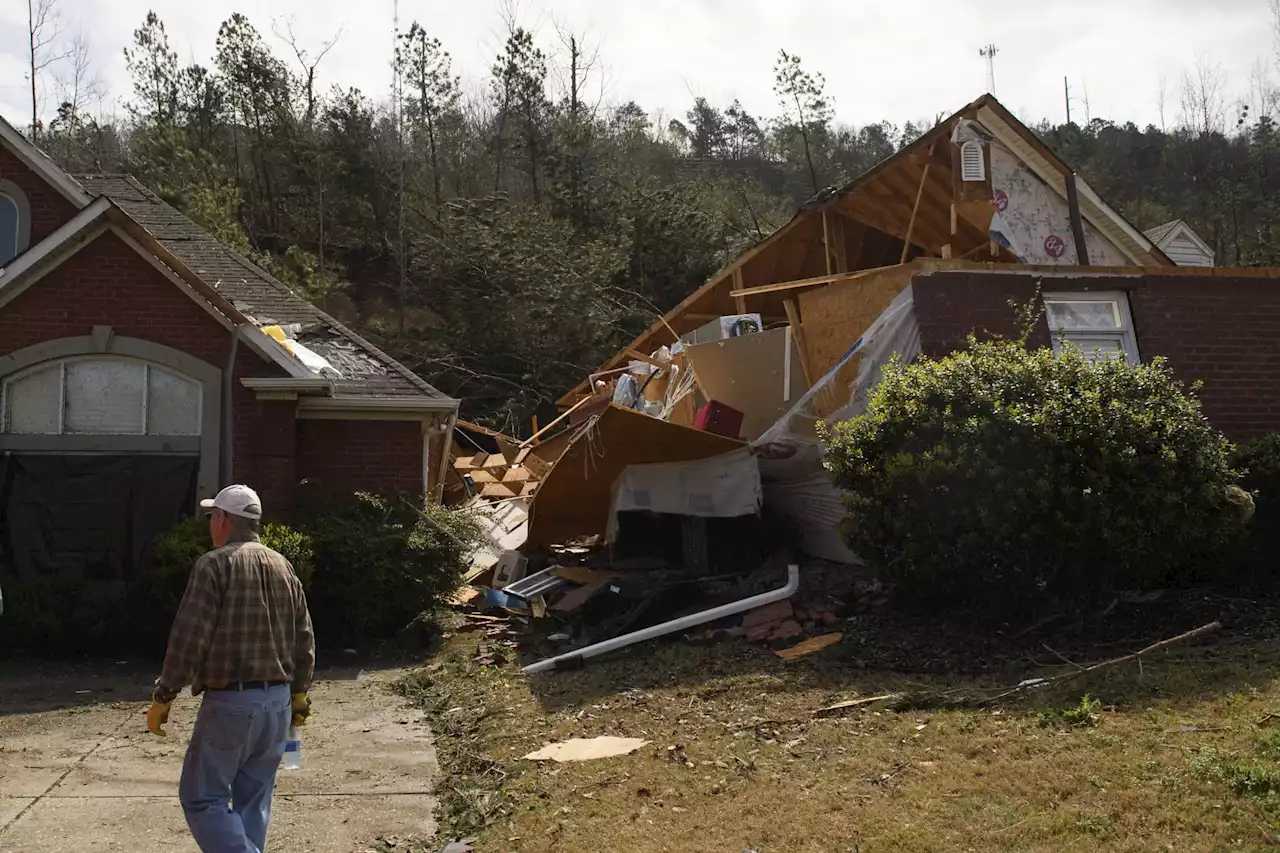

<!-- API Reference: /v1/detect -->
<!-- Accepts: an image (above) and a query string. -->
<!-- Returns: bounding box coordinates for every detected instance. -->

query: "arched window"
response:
[1,357,202,436]
[0,191,19,266]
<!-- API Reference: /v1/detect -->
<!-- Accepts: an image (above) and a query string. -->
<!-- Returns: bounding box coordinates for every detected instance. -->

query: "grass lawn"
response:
[400,619,1280,853]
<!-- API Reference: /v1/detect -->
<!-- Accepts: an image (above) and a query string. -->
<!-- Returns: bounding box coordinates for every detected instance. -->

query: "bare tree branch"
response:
[27,0,73,139]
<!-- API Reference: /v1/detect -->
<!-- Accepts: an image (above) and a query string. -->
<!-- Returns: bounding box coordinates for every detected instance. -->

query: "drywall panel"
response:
[526,404,744,548]
[685,326,809,442]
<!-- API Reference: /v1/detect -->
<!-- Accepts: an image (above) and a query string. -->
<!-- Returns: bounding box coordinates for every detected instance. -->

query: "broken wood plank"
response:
[901,142,937,264]
[782,299,814,387]
[501,467,532,483]
[480,482,520,499]
[728,264,904,299]
[624,348,666,368]
[733,268,746,313]
[775,633,843,662]
[520,395,596,447]
[822,209,834,276]
[814,694,903,717]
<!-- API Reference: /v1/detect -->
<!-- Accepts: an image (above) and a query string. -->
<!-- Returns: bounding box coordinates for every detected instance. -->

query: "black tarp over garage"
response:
[0,454,197,580]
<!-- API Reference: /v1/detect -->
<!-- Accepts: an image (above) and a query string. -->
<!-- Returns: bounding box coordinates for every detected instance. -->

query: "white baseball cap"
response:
[200,484,263,520]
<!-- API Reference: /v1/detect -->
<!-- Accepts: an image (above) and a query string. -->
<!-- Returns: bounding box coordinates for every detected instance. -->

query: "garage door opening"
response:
[0,355,207,580]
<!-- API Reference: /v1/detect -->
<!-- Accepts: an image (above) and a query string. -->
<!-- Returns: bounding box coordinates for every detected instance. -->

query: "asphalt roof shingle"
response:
[75,174,449,402]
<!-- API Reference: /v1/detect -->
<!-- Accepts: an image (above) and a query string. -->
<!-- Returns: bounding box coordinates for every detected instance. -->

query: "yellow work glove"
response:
[147,698,171,737]
[291,692,312,726]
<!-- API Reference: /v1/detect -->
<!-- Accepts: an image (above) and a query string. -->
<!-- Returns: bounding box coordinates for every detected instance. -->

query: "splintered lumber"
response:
[624,348,667,369]
[815,695,903,716]
[501,467,532,483]
[775,632,844,662]
[728,264,902,299]
[782,300,814,386]
[481,483,520,499]
[454,452,487,471]
[467,469,499,484]
[901,142,936,264]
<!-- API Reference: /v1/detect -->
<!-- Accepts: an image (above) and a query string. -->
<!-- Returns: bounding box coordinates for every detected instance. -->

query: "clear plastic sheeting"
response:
[751,285,920,563]
[605,447,762,544]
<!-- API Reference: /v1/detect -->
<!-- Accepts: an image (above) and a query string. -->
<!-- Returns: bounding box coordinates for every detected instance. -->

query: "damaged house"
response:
[456,94,1280,583]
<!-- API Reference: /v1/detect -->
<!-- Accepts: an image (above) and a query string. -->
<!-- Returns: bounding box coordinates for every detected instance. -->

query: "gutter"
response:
[523,564,800,675]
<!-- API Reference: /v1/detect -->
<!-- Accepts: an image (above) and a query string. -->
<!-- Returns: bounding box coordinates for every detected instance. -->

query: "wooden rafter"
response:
[901,142,938,264]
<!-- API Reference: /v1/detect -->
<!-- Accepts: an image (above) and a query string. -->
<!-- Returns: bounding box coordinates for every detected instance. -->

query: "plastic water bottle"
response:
[282,726,302,770]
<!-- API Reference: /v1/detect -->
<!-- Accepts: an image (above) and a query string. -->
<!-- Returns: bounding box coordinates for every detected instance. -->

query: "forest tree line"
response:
[18,4,1280,430]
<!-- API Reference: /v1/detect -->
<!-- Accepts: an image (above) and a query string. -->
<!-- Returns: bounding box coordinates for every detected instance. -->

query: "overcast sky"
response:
[0,0,1275,136]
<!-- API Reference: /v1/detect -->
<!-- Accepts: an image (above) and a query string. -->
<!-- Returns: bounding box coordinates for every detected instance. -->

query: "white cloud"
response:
[0,0,1274,134]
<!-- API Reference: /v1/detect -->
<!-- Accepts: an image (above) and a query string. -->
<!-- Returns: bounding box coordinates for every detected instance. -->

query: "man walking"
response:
[147,485,315,853]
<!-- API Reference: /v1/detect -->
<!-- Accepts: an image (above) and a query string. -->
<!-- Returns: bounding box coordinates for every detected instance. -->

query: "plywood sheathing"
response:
[525,404,745,549]
[684,327,810,442]
[796,265,915,418]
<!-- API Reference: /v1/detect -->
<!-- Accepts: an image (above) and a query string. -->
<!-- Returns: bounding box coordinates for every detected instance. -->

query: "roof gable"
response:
[1145,219,1214,264]
[0,115,92,208]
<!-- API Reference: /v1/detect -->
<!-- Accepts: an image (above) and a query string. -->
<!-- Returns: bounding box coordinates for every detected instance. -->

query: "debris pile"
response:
[441,289,922,675]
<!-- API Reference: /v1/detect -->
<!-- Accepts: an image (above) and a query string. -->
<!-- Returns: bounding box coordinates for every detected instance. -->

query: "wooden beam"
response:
[950,203,958,235]
[520,394,596,447]
[1065,172,1091,266]
[901,143,937,264]
[729,264,905,299]
[733,267,746,312]
[822,210,834,275]
[624,347,666,368]
[831,213,848,272]
[684,312,786,323]
[782,299,814,387]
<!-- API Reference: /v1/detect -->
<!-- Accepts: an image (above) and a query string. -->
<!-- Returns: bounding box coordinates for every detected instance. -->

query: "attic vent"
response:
[960,140,986,182]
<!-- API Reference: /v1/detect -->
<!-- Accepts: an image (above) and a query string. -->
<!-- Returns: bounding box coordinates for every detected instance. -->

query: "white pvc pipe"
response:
[522,564,800,675]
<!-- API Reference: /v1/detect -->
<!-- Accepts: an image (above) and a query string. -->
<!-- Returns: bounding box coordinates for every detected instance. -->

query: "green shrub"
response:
[2,489,480,656]
[124,515,315,652]
[292,485,483,645]
[825,338,1247,623]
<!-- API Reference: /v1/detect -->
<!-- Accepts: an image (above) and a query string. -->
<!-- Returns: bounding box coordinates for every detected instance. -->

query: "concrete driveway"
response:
[0,660,437,852]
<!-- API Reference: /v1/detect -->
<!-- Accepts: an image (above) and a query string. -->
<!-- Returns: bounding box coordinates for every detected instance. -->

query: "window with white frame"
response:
[1,357,202,436]
[1042,291,1140,365]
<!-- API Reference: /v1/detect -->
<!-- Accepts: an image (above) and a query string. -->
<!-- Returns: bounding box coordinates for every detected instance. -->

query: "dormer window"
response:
[0,179,31,266]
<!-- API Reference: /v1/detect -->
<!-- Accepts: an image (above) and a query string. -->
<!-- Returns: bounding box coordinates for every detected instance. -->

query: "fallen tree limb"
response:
[817,622,1223,716]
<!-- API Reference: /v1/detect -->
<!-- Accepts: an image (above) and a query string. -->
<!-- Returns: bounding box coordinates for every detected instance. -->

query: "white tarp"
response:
[751,285,921,563]
[605,447,762,543]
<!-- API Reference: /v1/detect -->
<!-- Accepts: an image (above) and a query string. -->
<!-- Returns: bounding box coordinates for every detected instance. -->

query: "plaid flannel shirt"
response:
[155,532,315,703]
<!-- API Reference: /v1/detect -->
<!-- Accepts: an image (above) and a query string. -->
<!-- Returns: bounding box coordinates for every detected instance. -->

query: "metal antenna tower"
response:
[979,43,999,94]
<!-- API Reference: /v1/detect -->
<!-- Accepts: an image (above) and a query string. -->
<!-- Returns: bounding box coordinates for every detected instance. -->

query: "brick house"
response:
[0,118,460,581]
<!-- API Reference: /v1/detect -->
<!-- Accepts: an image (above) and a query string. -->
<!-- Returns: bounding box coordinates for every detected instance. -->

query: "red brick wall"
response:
[0,143,79,244]
[296,419,426,496]
[912,271,1280,440]
[0,230,297,510]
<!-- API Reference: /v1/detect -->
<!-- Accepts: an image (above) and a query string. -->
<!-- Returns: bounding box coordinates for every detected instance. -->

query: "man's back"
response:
[159,536,315,697]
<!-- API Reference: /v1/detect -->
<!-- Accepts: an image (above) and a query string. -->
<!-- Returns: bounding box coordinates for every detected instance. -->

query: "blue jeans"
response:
[179,685,292,853]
